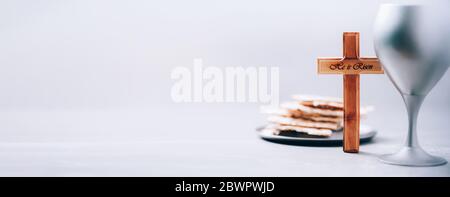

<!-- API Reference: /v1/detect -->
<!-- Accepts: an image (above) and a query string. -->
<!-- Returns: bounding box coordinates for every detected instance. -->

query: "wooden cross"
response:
[317,32,383,153]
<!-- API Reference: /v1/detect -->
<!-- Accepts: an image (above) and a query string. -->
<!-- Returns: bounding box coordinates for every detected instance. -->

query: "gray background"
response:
[0,0,449,176]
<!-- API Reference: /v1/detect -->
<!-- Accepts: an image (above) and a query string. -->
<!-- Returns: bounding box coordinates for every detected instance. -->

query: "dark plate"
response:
[257,125,377,147]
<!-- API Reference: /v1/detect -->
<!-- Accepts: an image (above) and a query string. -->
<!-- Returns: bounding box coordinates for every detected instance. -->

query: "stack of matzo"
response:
[262,95,372,137]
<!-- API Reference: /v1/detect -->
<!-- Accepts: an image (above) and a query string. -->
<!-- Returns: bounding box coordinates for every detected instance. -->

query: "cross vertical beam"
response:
[343,74,360,152]
[342,32,360,153]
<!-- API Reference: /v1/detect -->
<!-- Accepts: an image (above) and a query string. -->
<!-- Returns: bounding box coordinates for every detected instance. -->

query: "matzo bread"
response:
[281,102,344,117]
[267,116,342,130]
[281,102,373,117]
[261,107,342,123]
[265,124,333,137]
[292,95,343,110]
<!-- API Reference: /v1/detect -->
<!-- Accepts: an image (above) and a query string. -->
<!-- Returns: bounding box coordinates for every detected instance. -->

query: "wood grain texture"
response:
[343,32,359,58]
[343,74,360,153]
[342,32,360,153]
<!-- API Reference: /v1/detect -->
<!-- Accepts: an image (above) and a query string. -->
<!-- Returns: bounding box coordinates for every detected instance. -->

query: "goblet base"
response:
[379,147,447,167]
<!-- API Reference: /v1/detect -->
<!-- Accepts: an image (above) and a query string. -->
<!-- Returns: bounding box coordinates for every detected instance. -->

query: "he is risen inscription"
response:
[317,32,384,153]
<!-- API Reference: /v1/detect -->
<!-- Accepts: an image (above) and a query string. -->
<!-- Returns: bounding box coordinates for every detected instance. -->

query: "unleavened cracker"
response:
[266,124,333,137]
[262,108,342,123]
[281,102,344,117]
[267,116,342,130]
[292,95,344,110]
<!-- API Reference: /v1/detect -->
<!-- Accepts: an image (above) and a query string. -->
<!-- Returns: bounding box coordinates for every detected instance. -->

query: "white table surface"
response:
[0,105,449,177]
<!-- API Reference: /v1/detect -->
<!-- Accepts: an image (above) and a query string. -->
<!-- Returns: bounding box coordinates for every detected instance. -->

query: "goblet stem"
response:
[402,94,423,148]
[378,93,447,166]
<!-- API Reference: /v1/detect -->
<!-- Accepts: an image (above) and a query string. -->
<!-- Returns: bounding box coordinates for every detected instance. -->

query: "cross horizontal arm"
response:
[317,57,384,74]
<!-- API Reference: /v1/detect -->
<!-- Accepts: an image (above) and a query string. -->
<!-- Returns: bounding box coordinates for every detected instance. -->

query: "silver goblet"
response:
[374,4,450,166]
